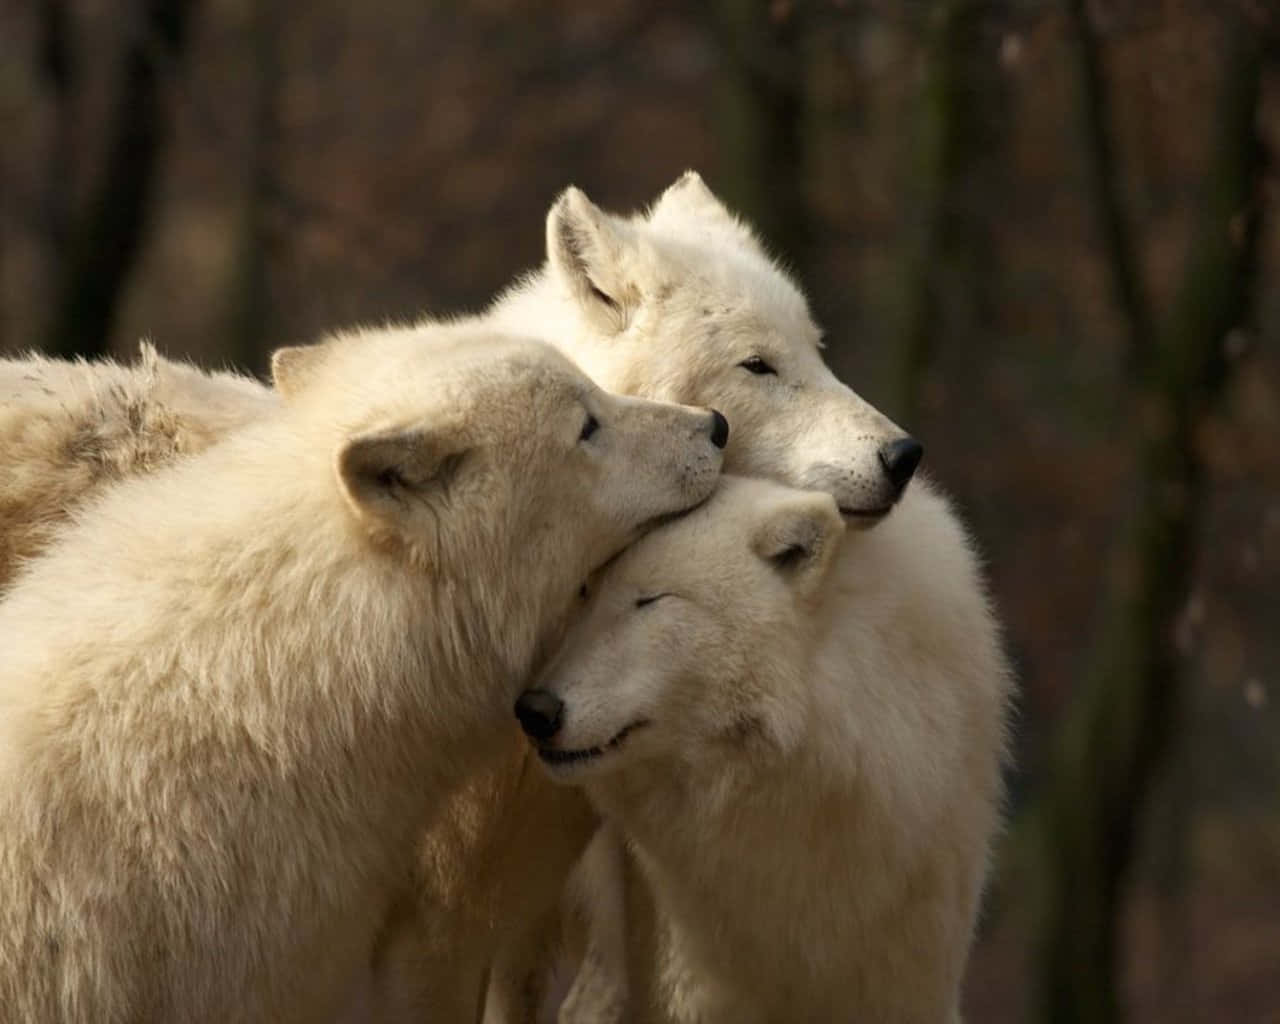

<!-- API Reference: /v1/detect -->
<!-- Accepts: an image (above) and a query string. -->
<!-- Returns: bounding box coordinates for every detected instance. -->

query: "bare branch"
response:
[1066,0,1156,369]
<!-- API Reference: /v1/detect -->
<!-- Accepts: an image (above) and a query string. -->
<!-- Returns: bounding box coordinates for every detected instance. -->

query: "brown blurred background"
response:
[1,1,1277,1020]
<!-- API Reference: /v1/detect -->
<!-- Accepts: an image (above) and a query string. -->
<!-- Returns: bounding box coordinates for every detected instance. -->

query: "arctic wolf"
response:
[491,171,922,520]
[474,171,937,1020]
[517,475,1009,1023]
[0,174,977,1021]
[0,322,724,1023]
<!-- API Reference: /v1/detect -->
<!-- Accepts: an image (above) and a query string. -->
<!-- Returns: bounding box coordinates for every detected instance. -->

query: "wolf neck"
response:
[207,449,524,727]
[593,746,852,1014]
[607,484,997,1020]
[19,424,535,824]
[488,266,605,374]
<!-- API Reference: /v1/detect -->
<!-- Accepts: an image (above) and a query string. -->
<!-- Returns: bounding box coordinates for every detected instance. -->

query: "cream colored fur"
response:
[298,172,927,1020]
[529,476,1010,1023]
[0,172,981,1020]
[447,173,925,1021]
[476,173,939,1021]
[0,344,276,590]
[0,322,723,1023]
[491,173,908,518]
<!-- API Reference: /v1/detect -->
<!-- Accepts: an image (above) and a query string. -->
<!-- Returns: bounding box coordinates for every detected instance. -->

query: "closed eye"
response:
[635,593,671,608]
[579,414,600,442]
[739,356,777,376]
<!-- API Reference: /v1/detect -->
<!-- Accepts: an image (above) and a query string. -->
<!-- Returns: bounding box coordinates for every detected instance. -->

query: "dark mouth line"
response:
[538,720,650,766]
[591,492,717,581]
[640,488,715,534]
[839,505,892,518]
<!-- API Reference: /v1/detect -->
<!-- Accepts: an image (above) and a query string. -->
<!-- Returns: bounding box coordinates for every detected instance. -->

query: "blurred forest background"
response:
[1,0,1277,1020]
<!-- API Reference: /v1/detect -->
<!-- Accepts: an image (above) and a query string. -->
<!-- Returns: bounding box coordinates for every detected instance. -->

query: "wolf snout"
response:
[878,437,924,494]
[514,688,564,741]
[709,409,730,450]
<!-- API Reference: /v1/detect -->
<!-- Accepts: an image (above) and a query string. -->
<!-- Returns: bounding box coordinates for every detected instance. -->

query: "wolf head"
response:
[267,324,726,615]
[491,171,921,524]
[516,476,844,777]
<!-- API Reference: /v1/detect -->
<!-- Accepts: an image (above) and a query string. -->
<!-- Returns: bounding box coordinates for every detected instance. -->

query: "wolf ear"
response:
[649,171,760,247]
[271,344,326,400]
[653,171,728,220]
[546,187,635,334]
[336,426,470,532]
[750,491,844,597]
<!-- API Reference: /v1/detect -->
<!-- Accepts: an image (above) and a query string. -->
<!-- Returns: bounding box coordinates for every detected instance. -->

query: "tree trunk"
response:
[1065,0,1155,366]
[225,0,282,376]
[894,0,1007,424]
[709,0,809,273]
[43,0,200,361]
[1036,20,1265,1024]
[38,0,78,266]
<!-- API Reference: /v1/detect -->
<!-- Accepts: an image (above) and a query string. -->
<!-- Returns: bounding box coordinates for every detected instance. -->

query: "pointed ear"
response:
[652,170,728,219]
[750,491,844,597]
[649,171,759,247]
[271,344,326,400]
[336,426,470,528]
[546,186,635,333]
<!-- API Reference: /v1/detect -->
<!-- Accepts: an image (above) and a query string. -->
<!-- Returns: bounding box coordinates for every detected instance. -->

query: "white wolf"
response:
[516,474,1010,1022]
[0,322,725,1023]
[491,172,920,519]
[0,174,1000,1021]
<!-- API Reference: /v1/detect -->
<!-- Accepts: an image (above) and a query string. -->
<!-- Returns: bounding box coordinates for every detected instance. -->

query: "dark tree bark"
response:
[43,0,200,360]
[894,0,1008,424]
[1066,0,1156,367]
[225,0,282,376]
[38,0,78,263]
[1036,17,1266,1023]
[709,0,809,274]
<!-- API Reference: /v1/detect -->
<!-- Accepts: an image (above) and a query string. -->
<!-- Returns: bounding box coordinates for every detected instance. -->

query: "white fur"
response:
[0,343,277,590]
[0,322,723,1023]
[338,173,930,1021]
[530,476,1011,1023]
[491,171,911,517]
[0,172,991,1020]
[476,173,943,1022]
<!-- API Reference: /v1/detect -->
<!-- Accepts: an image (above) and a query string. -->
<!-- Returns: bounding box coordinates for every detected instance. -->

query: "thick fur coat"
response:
[0,344,275,590]
[0,323,722,1022]
[0,173,1007,1022]
[529,477,1010,1022]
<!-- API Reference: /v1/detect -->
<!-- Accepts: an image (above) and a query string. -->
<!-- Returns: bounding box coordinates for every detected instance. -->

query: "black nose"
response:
[514,689,564,741]
[878,437,924,493]
[709,409,730,449]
